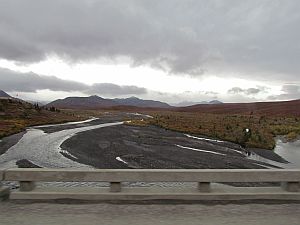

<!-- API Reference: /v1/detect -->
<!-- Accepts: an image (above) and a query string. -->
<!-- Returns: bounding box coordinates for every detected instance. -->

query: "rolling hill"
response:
[176,99,300,116]
[113,96,170,108]
[47,95,171,109]
[0,90,11,98]
[47,95,117,109]
[173,100,223,107]
[0,98,88,138]
[46,95,300,116]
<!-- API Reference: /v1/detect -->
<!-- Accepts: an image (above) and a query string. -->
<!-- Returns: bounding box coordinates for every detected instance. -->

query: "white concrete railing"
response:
[1,168,300,201]
[0,170,9,199]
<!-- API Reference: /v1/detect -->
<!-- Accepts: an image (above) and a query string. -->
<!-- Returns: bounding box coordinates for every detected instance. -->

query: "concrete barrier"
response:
[0,170,4,181]
[2,168,300,201]
[0,170,9,200]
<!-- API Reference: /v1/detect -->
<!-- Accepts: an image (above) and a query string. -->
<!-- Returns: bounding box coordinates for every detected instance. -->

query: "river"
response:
[0,121,123,169]
[274,138,300,168]
[0,117,299,169]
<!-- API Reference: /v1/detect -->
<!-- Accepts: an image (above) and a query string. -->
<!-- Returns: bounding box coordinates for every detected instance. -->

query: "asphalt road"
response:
[1,202,300,225]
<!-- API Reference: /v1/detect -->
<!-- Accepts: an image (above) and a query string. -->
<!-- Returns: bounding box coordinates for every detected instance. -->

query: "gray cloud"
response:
[268,84,300,100]
[228,87,244,94]
[228,86,265,95]
[0,68,87,93]
[0,0,299,81]
[87,83,147,96]
[0,68,147,96]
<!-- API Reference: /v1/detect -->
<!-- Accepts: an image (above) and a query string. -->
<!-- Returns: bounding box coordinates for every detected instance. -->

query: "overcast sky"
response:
[0,0,299,104]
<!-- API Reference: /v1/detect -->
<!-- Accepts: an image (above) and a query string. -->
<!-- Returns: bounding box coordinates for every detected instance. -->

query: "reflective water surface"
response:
[274,138,300,168]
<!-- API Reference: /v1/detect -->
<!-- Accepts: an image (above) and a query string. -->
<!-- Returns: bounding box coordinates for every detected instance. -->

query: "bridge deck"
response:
[8,184,300,201]
[1,202,300,225]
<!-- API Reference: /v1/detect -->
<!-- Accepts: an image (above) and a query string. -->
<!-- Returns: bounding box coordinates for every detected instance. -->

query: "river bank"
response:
[60,124,279,169]
[0,112,298,170]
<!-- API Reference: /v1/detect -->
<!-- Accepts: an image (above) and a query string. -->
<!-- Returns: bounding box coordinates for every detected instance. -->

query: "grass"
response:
[128,111,300,150]
[0,98,90,138]
[2,98,300,150]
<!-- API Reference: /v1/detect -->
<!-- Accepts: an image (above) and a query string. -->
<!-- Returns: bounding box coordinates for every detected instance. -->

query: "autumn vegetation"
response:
[0,98,88,138]
[1,97,300,151]
[128,111,300,150]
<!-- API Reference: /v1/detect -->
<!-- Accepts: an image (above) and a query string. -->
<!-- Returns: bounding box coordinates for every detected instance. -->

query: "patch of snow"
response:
[185,134,224,143]
[116,157,128,165]
[175,144,226,156]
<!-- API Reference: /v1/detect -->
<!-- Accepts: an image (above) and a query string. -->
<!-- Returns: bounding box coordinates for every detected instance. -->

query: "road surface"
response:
[0,202,300,225]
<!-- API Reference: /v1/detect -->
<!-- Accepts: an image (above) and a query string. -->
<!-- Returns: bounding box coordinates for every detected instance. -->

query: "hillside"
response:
[47,95,171,109]
[0,98,88,138]
[113,96,170,108]
[0,90,11,98]
[173,100,223,107]
[176,99,300,116]
[47,95,117,109]
[128,99,300,149]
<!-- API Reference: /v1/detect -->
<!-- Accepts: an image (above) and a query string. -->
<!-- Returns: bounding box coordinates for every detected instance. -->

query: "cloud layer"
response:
[0,0,299,81]
[268,84,300,100]
[0,68,146,96]
[228,86,267,95]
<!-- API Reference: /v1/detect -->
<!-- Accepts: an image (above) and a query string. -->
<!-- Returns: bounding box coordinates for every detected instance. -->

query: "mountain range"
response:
[173,100,223,107]
[1,90,299,116]
[47,95,171,109]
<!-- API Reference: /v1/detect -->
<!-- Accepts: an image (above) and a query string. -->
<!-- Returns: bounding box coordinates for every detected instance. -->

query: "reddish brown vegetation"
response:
[175,99,300,116]
[0,98,88,138]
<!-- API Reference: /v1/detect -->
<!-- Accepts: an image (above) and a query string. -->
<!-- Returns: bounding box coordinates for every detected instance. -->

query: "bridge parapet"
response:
[1,169,300,201]
[0,170,9,199]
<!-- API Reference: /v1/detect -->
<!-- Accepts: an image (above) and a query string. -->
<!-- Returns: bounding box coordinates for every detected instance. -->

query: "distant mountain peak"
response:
[128,96,139,99]
[47,95,171,109]
[209,100,223,104]
[0,90,11,98]
[173,99,223,107]
[89,95,104,99]
[113,96,170,108]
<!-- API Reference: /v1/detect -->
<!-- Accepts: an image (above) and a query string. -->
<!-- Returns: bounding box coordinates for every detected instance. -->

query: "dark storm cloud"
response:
[0,68,147,96]
[268,84,300,100]
[0,68,87,92]
[87,83,147,96]
[0,0,299,81]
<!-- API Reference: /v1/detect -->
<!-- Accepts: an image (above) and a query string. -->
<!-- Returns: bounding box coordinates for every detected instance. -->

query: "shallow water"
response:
[1,117,299,170]
[247,152,286,168]
[274,138,300,168]
[0,121,123,169]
